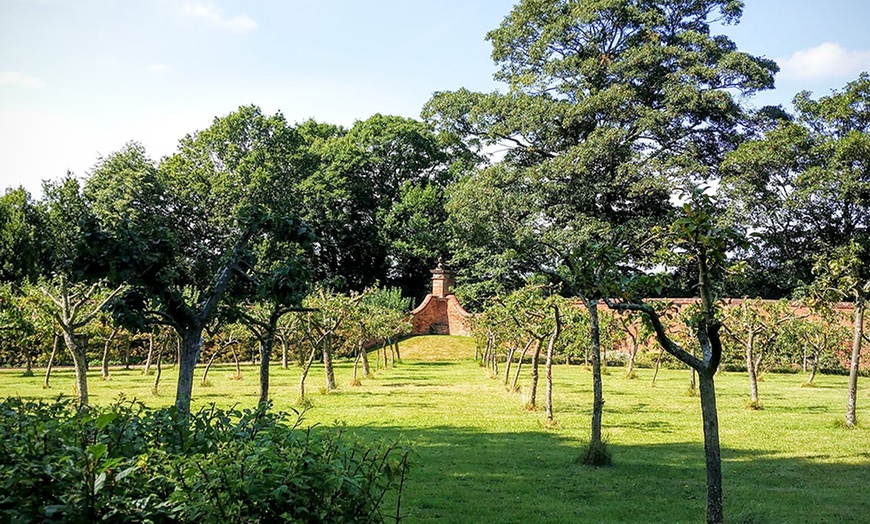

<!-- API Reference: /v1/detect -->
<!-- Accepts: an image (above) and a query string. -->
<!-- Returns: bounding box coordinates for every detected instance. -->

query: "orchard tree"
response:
[721,298,804,408]
[35,175,123,408]
[724,74,870,427]
[604,188,748,524]
[87,108,313,419]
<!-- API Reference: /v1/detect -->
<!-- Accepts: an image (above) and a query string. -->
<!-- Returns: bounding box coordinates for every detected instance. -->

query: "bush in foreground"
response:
[0,397,409,523]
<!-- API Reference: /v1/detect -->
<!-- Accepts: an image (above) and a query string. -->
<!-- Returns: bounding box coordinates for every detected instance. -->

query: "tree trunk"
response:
[698,370,724,524]
[845,296,865,427]
[44,334,60,389]
[281,337,289,369]
[806,353,819,385]
[174,329,203,420]
[152,346,163,395]
[298,343,318,401]
[230,343,242,379]
[650,346,664,387]
[143,334,154,375]
[746,331,759,404]
[504,343,518,385]
[23,352,33,377]
[511,338,532,393]
[101,326,119,380]
[626,335,638,377]
[323,334,336,392]
[545,307,561,423]
[259,331,276,404]
[123,340,130,370]
[394,339,401,361]
[527,339,542,410]
[62,327,89,409]
[361,343,372,377]
[201,345,224,385]
[589,300,604,447]
[389,337,396,367]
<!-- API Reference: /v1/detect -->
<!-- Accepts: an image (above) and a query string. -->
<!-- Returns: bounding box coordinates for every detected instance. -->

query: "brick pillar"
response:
[430,266,456,298]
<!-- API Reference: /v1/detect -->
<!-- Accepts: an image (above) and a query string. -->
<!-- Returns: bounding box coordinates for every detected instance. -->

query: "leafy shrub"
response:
[0,397,410,523]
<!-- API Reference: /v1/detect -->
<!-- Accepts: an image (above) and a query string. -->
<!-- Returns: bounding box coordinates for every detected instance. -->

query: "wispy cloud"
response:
[778,42,870,80]
[0,71,46,88]
[182,2,257,34]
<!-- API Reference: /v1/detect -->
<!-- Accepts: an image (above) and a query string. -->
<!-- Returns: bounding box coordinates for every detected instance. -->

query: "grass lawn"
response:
[2,335,869,523]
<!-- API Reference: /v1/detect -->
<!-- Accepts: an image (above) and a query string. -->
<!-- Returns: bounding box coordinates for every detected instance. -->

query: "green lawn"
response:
[3,335,869,523]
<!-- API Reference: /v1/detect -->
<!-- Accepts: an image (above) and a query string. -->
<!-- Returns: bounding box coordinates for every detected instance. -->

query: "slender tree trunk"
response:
[698,370,724,524]
[389,337,396,367]
[352,349,361,384]
[746,332,759,404]
[298,343,318,401]
[101,326,119,380]
[361,343,372,377]
[545,306,561,423]
[845,296,865,427]
[175,328,203,420]
[44,334,60,389]
[589,300,604,447]
[511,338,533,393]
[152,346,163,395]
[650,346,664,386]
[504,343,518,385]
[394,339,401,361]
[123,341,130,370]
[626,335,638,377]
[201,345,224,385]
[143,334,154,375]
[806,353,819,385]
[281,337,289,369]
[23,352,33,377]
[527,339,542,410]
[230,343,242,379]
[323,334,336,392]
[382,339,389,369]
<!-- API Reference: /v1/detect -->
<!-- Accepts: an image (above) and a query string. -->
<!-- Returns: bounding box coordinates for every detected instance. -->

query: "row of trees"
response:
[1,1,867,521]
[0,109,463,419]
[473,288,856,412]
[417,2,867,522]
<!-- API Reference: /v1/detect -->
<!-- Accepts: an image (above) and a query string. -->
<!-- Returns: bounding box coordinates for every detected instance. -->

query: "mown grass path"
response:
[3,335,869,523]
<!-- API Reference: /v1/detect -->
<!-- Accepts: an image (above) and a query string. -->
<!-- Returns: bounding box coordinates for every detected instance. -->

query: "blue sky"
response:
[2,0,870,196]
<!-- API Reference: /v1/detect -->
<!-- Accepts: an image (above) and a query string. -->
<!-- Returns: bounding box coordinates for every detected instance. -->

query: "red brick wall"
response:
[411,294,472,336]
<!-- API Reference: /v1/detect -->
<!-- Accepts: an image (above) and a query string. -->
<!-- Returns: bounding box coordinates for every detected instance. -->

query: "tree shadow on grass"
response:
[315,424,870,524]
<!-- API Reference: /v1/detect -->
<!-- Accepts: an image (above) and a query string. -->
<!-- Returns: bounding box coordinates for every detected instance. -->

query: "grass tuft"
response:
[800,381,816,388]
[733,508,767,524]
[348,378,362,387]
[577,438,612,467]
[745,400,764,411]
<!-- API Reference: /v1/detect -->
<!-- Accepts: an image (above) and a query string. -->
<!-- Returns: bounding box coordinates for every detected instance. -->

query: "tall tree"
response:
[724,74,870,427]
[35,175,123,407]
[298,114,465,296]
[0,187,44,285]
[87,108,313,419]
[426,3,774,516]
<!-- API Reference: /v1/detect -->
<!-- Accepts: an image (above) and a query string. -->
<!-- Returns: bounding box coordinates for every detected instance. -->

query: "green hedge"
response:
[0,398,409,523]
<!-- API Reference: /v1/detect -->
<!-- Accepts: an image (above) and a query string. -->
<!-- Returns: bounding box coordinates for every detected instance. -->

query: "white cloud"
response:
[0,71,46,88]
[182,2,257,34]
[148,63,170,73]
[778,42,870,80]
